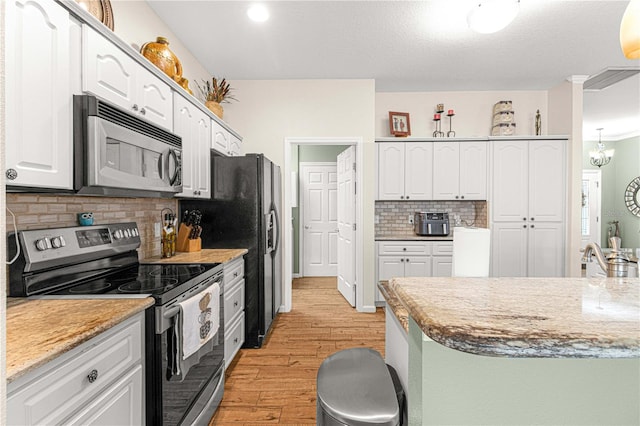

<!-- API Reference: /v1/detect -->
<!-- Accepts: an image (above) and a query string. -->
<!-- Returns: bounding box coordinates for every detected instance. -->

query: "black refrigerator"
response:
[179,153,281,348]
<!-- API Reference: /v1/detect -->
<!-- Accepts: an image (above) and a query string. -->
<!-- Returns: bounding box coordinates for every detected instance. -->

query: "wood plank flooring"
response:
[210,276,385,425]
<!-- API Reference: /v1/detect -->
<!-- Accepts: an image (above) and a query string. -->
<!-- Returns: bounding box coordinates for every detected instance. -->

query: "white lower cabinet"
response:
[376,240,453,302]
[223,256,246,369]
[7,313,145,426]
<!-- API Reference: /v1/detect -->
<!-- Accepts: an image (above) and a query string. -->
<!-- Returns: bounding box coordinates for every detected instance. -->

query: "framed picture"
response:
[389,111,411,137]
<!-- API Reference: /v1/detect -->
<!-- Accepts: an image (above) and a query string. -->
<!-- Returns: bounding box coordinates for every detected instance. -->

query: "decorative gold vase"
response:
[140,36,183,81]
[205,101,224,119]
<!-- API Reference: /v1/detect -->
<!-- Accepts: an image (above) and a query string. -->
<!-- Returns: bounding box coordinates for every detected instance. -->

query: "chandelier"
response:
[589,128,614,168]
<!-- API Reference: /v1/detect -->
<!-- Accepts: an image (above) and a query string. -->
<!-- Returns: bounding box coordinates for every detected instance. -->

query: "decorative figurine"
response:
[535,109,541,135]
[78,212,94,226]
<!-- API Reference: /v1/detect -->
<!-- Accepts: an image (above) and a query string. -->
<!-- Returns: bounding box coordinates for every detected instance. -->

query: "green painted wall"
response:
[292,145,350,274]
[583,135,640,248]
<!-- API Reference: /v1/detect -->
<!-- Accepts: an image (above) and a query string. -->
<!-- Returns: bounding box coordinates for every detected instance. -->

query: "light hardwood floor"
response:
[210,276,385,424]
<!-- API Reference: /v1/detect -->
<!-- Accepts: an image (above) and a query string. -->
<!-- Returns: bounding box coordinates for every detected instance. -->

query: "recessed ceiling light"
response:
[247,4,269,23]
[467,0,520,34]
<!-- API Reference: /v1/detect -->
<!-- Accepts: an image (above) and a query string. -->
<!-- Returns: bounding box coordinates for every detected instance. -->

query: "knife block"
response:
[176,223,201,252]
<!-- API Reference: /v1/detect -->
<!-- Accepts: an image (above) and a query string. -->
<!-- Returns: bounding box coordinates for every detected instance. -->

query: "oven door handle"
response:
[164,306,180,319]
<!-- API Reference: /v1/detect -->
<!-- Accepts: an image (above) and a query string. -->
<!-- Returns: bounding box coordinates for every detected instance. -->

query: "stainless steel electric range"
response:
[8,222,225,425]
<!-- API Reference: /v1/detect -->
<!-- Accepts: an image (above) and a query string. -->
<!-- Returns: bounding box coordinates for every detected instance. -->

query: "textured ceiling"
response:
[147,0,639,139]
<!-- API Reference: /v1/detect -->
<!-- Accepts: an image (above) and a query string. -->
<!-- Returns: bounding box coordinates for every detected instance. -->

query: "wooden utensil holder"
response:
[176,223,201,252]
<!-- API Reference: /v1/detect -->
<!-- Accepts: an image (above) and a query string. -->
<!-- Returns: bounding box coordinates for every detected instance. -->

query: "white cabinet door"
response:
[65,365,143,426]
[491,222,528,277]
[491,140,529,222]
[229,133,243,156]
[405,143,433,200]
[83,26,172,131]
[404,256,431,277]
[377,143,405,200]
[136,65,173,131]
[459,142,487,200]
[529,140,565,222]
[212,120,230,154]
[5,0,74,189]
[174,94,211,198]
[432,256,453,277]
[432,142,460,200]
[528,222,565,277]
[378,256,406,281]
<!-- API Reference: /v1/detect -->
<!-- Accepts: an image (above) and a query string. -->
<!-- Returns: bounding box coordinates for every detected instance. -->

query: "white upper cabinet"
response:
[377,142,433,200]
[5,0,77,190]
[82,26,173,131]
[433,141,487,200]
[174,94,211,198]
[212,120,243,156]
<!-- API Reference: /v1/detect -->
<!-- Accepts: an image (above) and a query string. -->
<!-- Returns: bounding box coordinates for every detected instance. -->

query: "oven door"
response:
[87,116,181,193]
[147,274,225,425]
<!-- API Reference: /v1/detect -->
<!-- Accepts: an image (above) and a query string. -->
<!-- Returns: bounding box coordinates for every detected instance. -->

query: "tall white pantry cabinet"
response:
[490,138,566,277]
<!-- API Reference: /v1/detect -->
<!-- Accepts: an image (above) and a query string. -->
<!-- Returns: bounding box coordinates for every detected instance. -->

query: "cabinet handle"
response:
[87,369,99,383]
[140,108,146,115]
[132,104,139,111]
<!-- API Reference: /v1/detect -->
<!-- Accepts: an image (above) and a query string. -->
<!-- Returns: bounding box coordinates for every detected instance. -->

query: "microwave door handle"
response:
[168,149,179,185]
[157,152,164,180]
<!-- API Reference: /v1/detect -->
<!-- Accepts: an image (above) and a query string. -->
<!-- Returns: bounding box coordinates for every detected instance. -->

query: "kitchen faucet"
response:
[582,237,638,278]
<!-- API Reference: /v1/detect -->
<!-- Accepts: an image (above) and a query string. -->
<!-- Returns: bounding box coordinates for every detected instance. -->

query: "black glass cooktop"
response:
[48,263,221,305]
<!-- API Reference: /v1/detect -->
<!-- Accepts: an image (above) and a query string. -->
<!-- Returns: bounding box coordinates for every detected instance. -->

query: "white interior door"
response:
[301,163,338,276]
[337,147,356,306]
[581,170,602,249]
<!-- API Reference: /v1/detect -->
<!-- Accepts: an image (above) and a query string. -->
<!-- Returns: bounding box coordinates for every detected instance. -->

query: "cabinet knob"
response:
[234,301,239,307]
[523,217,527,221]
[401,258,405,262]
[233,272,239,278]
[400,196,404,200]
[402,247,407,251]
[406,196,410,199]
[455,195,459,199]
[461,195,465,199]
[140,108,146,115]
[405,258,410,262]
[523,225,527,228]
[234,337,239,344]
[6,168,17,180]
[531,217,535,221]
[531,224,535,228]
[87,369,99,383]
[132,104,139,111]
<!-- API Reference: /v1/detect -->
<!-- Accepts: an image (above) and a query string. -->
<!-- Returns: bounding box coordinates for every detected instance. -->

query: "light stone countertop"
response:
[143,248,248,264]
[375,234,453,241]
[378,280,409,332]
[390,276,640,358]
[6,297,154,384]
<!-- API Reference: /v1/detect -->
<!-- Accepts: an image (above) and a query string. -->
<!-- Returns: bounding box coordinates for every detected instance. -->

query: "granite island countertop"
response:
[376,234,453,241]
[6,297,154,384]
[390,276,640,358]
[143,248,248,264]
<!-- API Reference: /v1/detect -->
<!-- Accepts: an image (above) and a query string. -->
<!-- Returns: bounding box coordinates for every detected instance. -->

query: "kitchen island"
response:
[389,276,640,425]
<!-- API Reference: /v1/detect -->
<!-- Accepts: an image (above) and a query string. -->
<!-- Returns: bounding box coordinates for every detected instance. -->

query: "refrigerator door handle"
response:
[272,206,280,253]
[265,211,274,254]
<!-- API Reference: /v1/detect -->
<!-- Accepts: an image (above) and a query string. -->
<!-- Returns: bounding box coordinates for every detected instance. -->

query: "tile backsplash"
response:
[375,200,488,236]
[6,193,178,260]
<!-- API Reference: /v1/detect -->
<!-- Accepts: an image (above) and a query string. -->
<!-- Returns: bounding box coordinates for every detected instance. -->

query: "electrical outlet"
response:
[154,222,161,238]
[408,214,414,224]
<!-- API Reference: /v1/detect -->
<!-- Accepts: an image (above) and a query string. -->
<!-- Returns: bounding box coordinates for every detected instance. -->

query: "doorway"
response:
[283,137,364,313]
[581,170,602,249]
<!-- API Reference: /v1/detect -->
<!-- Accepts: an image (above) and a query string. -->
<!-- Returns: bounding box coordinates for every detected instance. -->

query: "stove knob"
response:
[132,228,139,237]
[51,236,65,248]
[35,238,51,251]
[112,230,123,240]
[124,229,131,238]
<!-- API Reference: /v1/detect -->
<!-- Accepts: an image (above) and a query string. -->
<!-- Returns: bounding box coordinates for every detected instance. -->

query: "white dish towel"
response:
[180,281,220,360]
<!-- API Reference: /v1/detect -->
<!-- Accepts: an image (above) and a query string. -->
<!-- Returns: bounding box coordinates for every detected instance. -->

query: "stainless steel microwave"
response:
[73,95,182,197]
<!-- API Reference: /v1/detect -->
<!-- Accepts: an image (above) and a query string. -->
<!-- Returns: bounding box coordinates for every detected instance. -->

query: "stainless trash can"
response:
[316,348,400,426]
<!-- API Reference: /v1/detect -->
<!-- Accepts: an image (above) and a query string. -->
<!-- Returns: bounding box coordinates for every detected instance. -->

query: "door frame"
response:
[283,137,364,313]
[299,161,338,278]
[581,169,602,248]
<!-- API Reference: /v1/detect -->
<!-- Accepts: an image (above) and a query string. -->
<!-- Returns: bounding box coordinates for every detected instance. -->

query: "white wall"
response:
[110,0,211,100]
[223,79,377,308]
[375,90,547,138]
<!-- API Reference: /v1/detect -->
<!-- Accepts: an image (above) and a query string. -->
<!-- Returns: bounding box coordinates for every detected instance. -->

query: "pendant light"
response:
[620,0,640,59]
[467,0,520,34]
[589,128,614,168]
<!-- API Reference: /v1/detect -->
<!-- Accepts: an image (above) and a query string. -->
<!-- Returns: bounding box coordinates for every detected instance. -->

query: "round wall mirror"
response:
[624,176,640,217]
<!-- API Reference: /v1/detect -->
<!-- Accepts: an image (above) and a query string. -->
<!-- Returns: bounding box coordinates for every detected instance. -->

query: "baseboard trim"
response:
[292,273,301,279]
[360,304,377,313]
